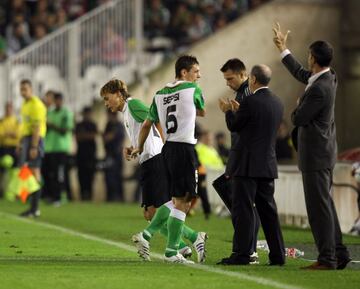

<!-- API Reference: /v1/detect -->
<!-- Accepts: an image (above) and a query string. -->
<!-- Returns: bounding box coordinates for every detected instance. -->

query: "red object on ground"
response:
[338,147,360,162]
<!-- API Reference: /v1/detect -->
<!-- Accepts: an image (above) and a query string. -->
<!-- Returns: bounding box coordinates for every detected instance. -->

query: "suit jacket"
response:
[282,54,337,172]
[225,88,283,178]
[226,79,252,176]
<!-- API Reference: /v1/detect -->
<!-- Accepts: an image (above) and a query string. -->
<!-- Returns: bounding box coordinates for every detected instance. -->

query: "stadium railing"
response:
[2,0,149,113]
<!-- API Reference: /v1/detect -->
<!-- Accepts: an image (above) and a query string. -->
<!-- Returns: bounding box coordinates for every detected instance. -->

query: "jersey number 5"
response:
[166,105,178,134]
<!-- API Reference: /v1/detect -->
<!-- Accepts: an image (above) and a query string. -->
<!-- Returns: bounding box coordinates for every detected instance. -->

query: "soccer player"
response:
[18,79,47,217]
[100,79,205,263]
[131,55,207,263]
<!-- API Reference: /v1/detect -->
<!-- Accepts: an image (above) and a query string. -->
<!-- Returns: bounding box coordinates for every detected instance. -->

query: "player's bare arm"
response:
[196,109,206,117]
[155,121,165,143]
[131,119,153,158]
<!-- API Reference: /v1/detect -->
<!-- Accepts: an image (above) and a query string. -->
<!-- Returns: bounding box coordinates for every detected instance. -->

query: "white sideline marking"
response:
[1,212,305,289]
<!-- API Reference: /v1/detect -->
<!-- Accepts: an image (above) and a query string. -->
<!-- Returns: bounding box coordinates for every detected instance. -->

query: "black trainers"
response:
[20,209,41,218]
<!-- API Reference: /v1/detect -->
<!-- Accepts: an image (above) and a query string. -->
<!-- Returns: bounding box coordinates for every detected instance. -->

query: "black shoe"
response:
[337,257,351,270]
[20,209,40,218]
[216,254,249,265]
[267,262,285,266]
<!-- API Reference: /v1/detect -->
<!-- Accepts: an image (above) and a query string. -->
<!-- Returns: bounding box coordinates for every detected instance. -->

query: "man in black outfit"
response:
[214,59,260,263]
[217,64,285,266]
[273,23,350,270]
[75,107,98,201]
[103,110,125,202]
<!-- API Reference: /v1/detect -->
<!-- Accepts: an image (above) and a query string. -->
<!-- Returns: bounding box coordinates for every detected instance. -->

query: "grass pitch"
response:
[0,200,359,289]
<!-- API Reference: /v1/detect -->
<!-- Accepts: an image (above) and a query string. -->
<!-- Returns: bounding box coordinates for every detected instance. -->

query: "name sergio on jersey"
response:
[163,93,179,105]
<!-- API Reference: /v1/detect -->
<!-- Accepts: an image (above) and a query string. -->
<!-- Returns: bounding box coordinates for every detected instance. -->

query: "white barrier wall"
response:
[207,163,358,233]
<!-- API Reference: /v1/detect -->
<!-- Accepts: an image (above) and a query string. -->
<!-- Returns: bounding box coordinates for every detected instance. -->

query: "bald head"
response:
[251,64,272,86]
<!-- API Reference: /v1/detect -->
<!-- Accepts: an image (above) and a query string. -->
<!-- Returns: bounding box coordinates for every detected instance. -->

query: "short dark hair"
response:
[309,40,333,67]
[251,65,271,86]
[215,132,226,140]
[20,79,32,86]
[175,55,199,78]
[54,92,63,100]
[220,58,246,73]
[82,106,92,114]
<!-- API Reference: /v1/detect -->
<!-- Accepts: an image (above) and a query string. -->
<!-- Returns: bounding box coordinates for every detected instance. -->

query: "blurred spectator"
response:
[42,90,55,109]
[0,36,7,62]
[46,13,58,33]
[75,106,98,201]
[100,24,127,66]
[102,110,125,202]
[188,12,212,43]
[6,21,32,55]
[0,102,21,162]
[61,0,87,21]
[82,24,127,68]
[200,1,220,29]
[41,90,54,201]
[350,162,360,235]
[55,8,68,29]
[222,0,240,22]
[166,2,192,46]
[31,0,54,27]
[195,130,224,219]
[215,131,230,165]
[5,0,29,26]
[0,0,269,61]
[275,119,293,162]
[144,0,170,39]
[43,92,74,206]
[33,23,47,41]
[213,12,228,31]
[5,12,31,42]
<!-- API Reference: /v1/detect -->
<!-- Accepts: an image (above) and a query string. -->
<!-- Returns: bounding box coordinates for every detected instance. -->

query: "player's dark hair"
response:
[54,92,63,100]
[100,79,130,99]
[175,55,199,78]
[20,79,32,87]
[309,40,333,67]
[220,58,246,73]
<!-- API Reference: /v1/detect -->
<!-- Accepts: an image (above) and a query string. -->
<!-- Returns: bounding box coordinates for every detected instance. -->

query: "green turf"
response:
[0,200,359,289]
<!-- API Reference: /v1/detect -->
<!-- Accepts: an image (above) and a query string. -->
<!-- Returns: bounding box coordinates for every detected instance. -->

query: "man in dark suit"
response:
[217,64,285,265]
[273,23,350,270]
[214,58,260,263]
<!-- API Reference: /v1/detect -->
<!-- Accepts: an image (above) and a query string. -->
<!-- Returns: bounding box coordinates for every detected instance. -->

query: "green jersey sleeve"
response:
[64,110,74,130]
[194,85,205,110]
[128,99,150,123]
[147,98,159,123]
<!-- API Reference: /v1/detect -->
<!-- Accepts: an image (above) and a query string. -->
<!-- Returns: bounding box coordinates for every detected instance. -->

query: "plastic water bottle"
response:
[257,240,269,252]
[285,247,304,258]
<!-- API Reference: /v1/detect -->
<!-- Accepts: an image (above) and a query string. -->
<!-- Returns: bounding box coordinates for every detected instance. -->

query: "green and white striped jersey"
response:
[148,81,205,144]
[123,98,163,164]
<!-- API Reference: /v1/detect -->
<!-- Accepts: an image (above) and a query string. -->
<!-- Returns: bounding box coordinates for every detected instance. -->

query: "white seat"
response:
[9,64,33,82]
[73,79,93,112]
[110,63,136,85]
[42,78,68,97]
[84,65,109,84]
[83,65,110,102]
[139,52,164,75]
[34,65,60,82]
[34,65,61,95]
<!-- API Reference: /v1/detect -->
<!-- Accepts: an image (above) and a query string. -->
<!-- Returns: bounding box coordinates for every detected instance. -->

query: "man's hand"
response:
[29,147,38,160]
[130,147,143,159]
[123,146,134,161]
[218,98,232,113]
[272,22,290,52]
[230,99,240,112]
